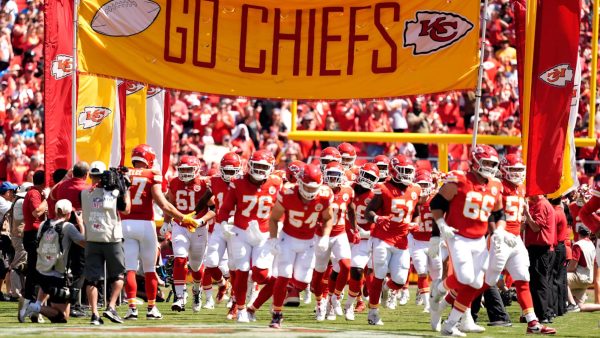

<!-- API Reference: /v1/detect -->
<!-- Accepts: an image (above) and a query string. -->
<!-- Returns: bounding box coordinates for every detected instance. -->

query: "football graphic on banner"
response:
[91,0,161,37]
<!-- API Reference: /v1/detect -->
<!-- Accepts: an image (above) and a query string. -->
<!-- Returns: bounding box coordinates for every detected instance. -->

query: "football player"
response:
[428,145,504,336]
[267,164,334,328]
[215,150,283,322]
[166,156,213,313]
[372,155,390,183]
[338,142,359,183]
[408,169,442,314]
[311,161,356,321]
[284,160,307,188]
[320,147,342,172]
[122,144,196,320]
[483,154,555,334]
[196,152,241,314]
[344,162,380,320]
[365,154,421,326]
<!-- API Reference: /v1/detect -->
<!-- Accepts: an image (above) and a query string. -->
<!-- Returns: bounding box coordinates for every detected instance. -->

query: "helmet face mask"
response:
[220,165,241,182]
[417,181,434,196]
[299,181,320,200]
[471,145,500,179]
[504,166,525,185]
[249,161,273,181]
[477,158,499,179]
[392,165,415,185]
[177,166,196,182]
[358,169,378,189]
[298,164,323,201]
[337,143,356,170]
[376,164,388,180]
[324,168,344,188]
[341,155,355,170]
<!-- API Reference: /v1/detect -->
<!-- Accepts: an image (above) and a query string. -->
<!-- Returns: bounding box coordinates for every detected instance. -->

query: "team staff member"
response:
[524,195,556,324]
[550,197,568,317]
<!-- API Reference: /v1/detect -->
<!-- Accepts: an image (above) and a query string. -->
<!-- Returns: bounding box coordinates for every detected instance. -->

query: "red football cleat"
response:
[216,281,229,304]
[355,299,366,313]
[527,321,556,335]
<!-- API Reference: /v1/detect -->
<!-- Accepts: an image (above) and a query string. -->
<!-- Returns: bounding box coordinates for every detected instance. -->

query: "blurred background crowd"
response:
[0,0,596,187]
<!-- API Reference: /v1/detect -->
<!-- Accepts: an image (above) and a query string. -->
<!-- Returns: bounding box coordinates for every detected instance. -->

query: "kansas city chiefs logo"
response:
[404,11,474,55]
[539,64,574,87]
[147,85,163,98]
[51,54,73,80]
[125,81,145,95]
[78,107,112,129]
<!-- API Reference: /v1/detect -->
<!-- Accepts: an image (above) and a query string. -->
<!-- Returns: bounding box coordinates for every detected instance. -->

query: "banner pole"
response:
[71,0,79,165]
[291,99,298,132]
[590,0,599,138]
[471,0,490,148]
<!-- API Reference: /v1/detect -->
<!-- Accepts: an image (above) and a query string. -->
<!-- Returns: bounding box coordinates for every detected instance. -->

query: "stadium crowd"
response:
[0,0,599,336]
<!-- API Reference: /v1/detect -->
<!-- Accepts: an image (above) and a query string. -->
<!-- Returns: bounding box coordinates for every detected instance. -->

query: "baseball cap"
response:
[55,199,73,215]
[89,161,107,176]
[0,182,18,194]
[16,182,33,197]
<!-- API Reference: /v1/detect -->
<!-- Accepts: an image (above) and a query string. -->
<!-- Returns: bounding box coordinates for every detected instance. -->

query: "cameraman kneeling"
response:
[22,199,85,323]
[81,161,130,325]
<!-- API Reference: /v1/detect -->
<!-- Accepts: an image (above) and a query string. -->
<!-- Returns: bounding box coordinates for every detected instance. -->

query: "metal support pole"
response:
[471,0,490,148]
[71,0,79,165]
[590,0,599,138]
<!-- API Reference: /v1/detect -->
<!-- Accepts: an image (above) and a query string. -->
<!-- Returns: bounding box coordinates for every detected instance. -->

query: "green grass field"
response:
[0,286,598,337]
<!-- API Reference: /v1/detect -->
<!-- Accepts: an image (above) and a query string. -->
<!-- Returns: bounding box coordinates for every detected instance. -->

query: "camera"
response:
[99,167,130,197]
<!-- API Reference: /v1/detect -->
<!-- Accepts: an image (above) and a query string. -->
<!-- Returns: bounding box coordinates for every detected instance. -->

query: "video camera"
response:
[99,167,131,197]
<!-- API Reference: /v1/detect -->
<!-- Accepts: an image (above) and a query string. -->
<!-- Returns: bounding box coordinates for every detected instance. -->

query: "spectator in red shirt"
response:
[19,170,46,320]
[47,161,90,220]
[524,195,556,323]
[549,198,568,316]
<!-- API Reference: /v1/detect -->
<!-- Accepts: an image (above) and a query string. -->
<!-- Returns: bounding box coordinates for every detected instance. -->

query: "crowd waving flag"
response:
[77,0,480,99]
[44,0,172,179]
[515,0,581,196]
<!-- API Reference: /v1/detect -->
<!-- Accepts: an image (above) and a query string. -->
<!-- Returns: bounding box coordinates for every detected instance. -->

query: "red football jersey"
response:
[206,175,232,233]
[502,180,525,236]
[216,173,282,232]
[444,171,503,239]
[279,185,333,240]
[353,184,377,232]
[168,177,208,215]
[122,168,162,221]
[568,202,582,241]
[316,185,354,237]
[371,181,421,249]
[345,167,359,183]
[412,195,434,241]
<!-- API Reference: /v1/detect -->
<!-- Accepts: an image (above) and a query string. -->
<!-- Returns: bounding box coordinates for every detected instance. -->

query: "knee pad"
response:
[49,311,67,323]
[350,267,364,281]
[251,267,270,285]
[329,270,339,281]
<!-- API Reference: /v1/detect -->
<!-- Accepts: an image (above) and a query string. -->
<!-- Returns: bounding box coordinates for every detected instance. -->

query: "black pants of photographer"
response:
[551,242,567,317]
[528,245,555,322]
[22,230,39,301]
[471,285,511,324]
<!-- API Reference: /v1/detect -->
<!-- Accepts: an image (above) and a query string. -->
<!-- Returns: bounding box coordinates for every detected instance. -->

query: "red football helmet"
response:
[337,142,357,170]
[177,155,200,182]
[320,147,342,172]
[131,144,156,168]
[372,155,390,181]
[357,162,380,190]
[500,154,525,185]
[286,160,307,183]
[248,150,275,181]
[471,145,499,179]
[220,152,242,182]
[415,169,434,197]
[323,161,345,188]
[390,154,415,185]
[298,163,323,200]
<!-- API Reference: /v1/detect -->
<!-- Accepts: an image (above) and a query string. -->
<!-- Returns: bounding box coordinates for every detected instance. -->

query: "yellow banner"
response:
[78,0,479,99]
[76,74,122,167]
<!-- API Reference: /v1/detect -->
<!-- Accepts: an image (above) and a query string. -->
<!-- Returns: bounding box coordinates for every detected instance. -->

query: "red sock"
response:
[514,280,535,313]
[291,278,308,290]
[251,276,275,310]
[229,270,237,299]
[125,270,137,307]
[369,277,384,307]
[206,266,223,283]
[364,269,373,297]
[348,274,362,297]
[322,265,332,298]
[173,257,188,287]
[505,273,514,289]
[444,292,456,306]
[334,259,351,296]
[327,271,337,297]
[272,276,290,310]
[454,284,485,312]
[417,275,430,294]
[202,269,213,289]
[145,272,158,307]
[386,279,403,290]
[234,270,249,308]
[311,271,325,300]
[251,267,270,285]
[191,268,204,284]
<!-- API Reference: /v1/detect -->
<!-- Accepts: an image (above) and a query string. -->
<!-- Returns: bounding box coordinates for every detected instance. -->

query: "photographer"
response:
[81,161,130,325]
[20,199,85,323]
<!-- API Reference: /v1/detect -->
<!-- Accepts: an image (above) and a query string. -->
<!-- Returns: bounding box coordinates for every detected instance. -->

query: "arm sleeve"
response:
[580,196,600,233]
[66,223,85,243]
[216,187,236,223]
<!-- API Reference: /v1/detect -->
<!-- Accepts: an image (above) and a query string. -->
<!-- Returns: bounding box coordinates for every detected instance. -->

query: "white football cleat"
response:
[171,298,185,312]
[331,296,344,316]
[236,308,250,323]
[203,297,215,309]
[398,289,409,306]
[415,292,424,306]
[367,308,384,326]
[315,300,326,321]
[429,301,442,332]
[442,321,466,337]
[146,306,163,320]
[326,300,336,321]
[124,307,138,320]
[385,290,397,310]
[192,289,201,313]
[458,309,485,333]
[302,287,312,304]
[344,304,355,321]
